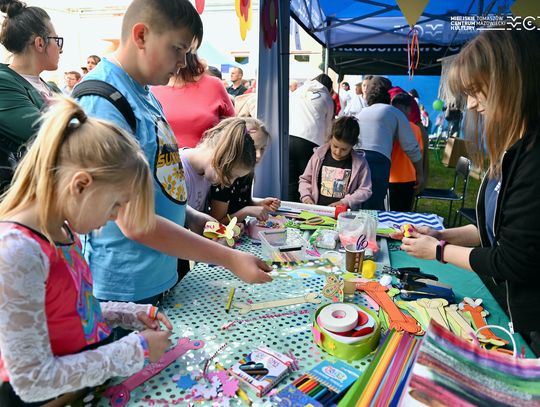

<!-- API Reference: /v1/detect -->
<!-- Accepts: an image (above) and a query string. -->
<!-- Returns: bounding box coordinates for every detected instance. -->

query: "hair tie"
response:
[2,0,25,18]
[67,109,88,130]
[74,109,87,124]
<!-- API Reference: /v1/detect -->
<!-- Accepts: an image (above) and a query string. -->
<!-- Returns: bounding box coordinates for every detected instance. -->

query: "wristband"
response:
[137,334,150,363]
[436,240,447,264]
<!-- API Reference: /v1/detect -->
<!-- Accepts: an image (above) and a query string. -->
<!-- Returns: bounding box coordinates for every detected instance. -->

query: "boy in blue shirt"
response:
[78,0,271,304]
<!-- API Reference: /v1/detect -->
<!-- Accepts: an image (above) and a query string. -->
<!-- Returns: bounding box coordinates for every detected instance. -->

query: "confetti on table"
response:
[221,378,239,397]
[174,303,183,308]
[175,374,197,389]
[215,397,231,407]
[201,384,218,399]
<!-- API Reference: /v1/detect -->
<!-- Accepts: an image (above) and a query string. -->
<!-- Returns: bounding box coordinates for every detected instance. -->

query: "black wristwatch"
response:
[435,240,447,264]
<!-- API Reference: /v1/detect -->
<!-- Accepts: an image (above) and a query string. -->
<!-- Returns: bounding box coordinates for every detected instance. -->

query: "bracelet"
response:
[137,334,150,363]
[436,240,448,264]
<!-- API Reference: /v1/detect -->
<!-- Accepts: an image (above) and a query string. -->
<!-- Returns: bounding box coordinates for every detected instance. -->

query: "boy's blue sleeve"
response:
[77,94,133,135]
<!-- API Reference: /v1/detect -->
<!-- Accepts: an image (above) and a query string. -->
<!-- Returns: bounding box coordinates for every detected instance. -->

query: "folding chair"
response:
[428,130,448,161]
[414,156,471,226]
[454,207,477,226]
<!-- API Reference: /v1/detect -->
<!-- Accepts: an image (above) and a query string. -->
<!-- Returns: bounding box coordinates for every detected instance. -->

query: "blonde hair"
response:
[0,96,155,242]
[449,30,540,177]
[198,117,257,187]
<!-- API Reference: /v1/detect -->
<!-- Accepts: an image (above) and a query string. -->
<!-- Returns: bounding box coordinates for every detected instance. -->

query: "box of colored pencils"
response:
[272,360,361,406]
[229,346,293,397]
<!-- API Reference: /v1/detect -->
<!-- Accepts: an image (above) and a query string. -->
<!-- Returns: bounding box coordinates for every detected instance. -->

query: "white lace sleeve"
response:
[0,230,145,403]
[100,301,153,331]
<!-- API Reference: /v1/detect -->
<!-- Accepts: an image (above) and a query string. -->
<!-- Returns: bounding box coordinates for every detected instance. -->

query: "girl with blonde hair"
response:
[0,97,173,405]
[400,30,540,355]
[179,117,258,212]
[208,117,280,223]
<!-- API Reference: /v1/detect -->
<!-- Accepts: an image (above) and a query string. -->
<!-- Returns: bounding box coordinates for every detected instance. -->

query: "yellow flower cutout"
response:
[235,0,252,40]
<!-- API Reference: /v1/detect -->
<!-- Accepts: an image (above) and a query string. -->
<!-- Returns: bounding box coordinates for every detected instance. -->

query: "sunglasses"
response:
[47,36,64,50]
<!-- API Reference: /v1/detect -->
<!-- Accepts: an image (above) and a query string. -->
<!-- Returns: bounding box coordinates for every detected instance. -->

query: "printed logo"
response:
[450,15,540,31]
[322,366,347,382]
[154,118,187,204]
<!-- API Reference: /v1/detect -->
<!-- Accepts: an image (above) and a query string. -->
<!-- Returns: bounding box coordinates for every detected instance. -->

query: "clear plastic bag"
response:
[336,210,377,250]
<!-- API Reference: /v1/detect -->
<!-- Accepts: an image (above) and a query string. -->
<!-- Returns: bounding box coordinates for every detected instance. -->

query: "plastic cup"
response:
[345,244,365,273]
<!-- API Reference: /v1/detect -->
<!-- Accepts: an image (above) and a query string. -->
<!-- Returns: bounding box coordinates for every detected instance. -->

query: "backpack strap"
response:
[72,80,137,133]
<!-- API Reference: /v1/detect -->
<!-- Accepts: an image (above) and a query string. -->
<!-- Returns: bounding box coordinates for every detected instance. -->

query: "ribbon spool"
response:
[312,303,380,360]
[319,303,359,333]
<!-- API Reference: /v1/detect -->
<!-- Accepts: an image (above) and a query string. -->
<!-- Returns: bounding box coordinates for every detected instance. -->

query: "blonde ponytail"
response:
[0,96,155,241]
[199,117,256,187]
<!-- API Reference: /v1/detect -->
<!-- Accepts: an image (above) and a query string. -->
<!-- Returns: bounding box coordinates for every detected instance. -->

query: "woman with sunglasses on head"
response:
[0,0,63,189]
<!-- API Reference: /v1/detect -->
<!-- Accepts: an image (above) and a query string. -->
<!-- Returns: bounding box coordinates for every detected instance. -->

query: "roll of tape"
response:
[319,303,359,333]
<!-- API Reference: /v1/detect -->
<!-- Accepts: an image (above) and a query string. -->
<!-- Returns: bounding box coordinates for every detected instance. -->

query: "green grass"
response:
[413,149,480,226]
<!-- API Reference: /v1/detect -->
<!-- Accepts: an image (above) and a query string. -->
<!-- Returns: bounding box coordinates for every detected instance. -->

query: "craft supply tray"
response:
[259,228,308,261]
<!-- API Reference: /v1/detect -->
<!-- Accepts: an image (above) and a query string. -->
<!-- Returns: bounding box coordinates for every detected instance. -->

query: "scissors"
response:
[355,234,368,250]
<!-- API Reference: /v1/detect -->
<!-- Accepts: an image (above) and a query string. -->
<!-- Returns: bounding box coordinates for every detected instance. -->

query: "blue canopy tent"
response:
[254,0,515,199]
[290,0,514,76]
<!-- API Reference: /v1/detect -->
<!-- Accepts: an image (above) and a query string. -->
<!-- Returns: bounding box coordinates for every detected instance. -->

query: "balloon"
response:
[433,99,444,111]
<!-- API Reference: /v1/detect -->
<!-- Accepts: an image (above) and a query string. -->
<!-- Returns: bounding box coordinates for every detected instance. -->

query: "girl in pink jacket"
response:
[299,116,372,210]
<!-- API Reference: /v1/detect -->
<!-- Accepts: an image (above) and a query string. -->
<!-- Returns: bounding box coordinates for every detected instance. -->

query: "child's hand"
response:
[139,330,172,362]
[229,251,273,283]
[186,207,217,235]
[401,231,439,260]
[137,310,173,331]
[302,196,315,205]
[249,206,269,221]
[261,197,281,212]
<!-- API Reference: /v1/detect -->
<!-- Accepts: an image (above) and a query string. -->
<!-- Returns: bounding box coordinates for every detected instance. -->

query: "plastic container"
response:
[258,229,308,261]
[336,210,377,251]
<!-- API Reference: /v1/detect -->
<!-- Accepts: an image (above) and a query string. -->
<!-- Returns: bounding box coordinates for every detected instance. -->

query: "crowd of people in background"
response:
[0,0,538,404]
[288,73,426,212]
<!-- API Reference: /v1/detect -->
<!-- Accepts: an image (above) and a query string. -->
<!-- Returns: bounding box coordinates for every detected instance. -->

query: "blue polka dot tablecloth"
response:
[92,237,391,407]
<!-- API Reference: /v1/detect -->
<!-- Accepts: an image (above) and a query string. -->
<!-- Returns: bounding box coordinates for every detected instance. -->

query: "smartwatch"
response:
[436,240,447,264]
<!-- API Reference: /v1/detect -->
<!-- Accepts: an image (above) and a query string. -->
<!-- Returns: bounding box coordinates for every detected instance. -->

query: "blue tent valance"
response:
[290,0,515,75]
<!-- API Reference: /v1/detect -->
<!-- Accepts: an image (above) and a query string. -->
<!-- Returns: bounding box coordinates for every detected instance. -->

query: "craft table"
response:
[93,237,532,407]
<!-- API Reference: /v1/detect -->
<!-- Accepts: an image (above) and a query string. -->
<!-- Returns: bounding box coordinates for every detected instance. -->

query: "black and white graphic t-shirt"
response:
[317,150,352,206]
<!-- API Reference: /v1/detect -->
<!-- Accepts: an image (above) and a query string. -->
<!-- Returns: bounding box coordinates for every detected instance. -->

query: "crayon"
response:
[307,384,324,398]
[225,287,236,313]
[299,379,318,394]
[312,387,328,401]
[292,373,310,387]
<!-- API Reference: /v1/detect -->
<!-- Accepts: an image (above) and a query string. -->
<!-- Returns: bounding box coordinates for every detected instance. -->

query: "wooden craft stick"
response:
[460,301,508,345]
[396,300,431,332]
[445,304,480,341]
[233,293,322,315]
[416,298,450,330]
[355,281,422,334]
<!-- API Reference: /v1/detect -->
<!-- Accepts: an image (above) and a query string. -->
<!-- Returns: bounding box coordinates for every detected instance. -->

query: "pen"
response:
[215,362,253,406]
[225,288,236,313]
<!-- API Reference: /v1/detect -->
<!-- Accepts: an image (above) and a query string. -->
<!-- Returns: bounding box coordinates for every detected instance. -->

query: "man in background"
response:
[227,67,247,97]
[62,71,81,96]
